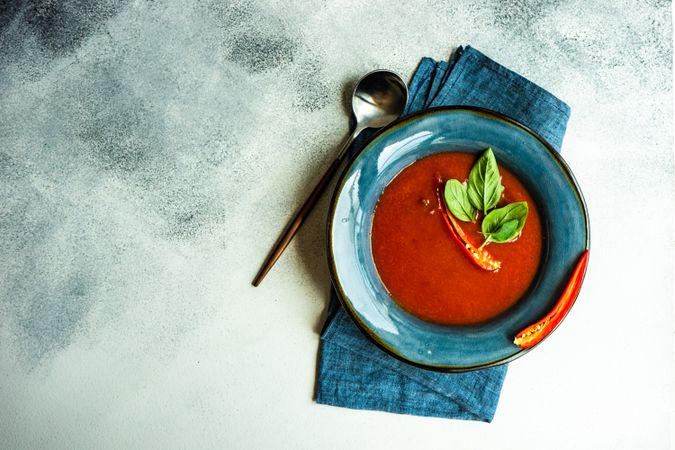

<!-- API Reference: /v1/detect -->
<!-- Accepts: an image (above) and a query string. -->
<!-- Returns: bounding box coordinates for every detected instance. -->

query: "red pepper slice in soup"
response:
[437,188,501,272]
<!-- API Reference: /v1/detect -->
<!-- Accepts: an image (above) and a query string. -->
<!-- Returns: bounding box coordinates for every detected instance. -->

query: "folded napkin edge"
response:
[319,312,505,421]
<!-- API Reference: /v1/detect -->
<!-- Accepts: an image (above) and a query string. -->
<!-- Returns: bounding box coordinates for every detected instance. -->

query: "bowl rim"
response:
[326,105,591,372]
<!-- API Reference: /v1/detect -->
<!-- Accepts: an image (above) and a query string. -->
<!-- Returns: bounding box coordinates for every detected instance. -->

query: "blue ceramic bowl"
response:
[327,106,589,372]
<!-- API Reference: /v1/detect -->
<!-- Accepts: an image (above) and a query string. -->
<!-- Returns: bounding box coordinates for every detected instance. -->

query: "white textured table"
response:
[0,1,672,449]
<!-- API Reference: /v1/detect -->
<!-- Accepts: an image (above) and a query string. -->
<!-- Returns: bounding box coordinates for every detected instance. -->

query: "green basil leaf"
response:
[467,148,504,214]
[444,179,476,222]
[481,202,528,243]
[483,219,519,244]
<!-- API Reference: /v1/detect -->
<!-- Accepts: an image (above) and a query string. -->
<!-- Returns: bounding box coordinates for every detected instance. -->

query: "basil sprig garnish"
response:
[481,202,528,244]
[443,148,529,250]
[467,148,504,214]
[444,179,476,223]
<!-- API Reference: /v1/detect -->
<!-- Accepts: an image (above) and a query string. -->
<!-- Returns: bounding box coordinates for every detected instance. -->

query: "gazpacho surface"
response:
[371,151,543,325]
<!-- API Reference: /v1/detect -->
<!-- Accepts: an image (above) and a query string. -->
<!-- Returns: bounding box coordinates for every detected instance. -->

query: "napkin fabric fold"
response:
[315,46,570,422]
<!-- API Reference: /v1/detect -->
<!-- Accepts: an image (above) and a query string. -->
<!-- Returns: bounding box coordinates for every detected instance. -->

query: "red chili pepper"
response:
[436,188,501,272]
[513,250,589,349]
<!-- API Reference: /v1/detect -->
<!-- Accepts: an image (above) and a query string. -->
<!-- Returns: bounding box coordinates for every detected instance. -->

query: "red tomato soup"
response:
[371,152,543,325]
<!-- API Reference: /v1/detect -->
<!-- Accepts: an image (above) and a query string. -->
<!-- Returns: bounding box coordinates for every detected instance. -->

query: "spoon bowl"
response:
[353,70,408,130]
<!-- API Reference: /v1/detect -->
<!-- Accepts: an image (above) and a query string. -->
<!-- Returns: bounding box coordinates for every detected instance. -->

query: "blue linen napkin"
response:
[315,46,571,421]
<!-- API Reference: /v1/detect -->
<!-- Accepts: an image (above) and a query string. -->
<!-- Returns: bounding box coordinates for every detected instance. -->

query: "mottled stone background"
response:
[0,1,672,449]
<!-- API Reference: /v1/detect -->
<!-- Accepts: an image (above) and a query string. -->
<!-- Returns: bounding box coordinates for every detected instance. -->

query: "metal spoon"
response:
[252,69,408,286]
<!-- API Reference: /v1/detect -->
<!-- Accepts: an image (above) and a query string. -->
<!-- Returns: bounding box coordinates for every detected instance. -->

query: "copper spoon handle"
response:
[252,129,361,286]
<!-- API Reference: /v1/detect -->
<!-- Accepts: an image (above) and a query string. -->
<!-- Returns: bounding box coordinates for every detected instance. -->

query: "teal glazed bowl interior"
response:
[327,106,589,372]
